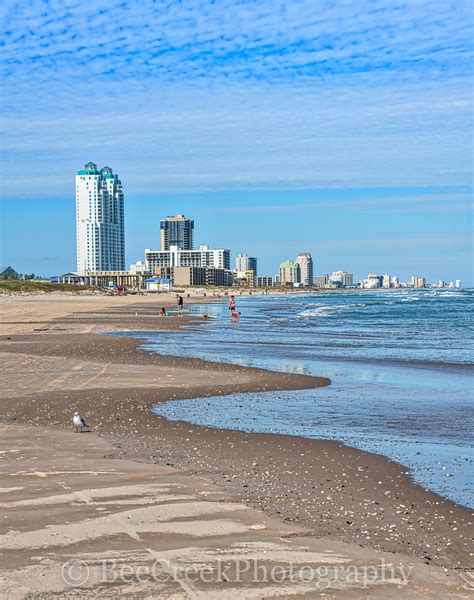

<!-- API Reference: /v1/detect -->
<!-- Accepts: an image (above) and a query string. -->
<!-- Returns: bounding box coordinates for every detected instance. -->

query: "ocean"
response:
[123,288,473,508]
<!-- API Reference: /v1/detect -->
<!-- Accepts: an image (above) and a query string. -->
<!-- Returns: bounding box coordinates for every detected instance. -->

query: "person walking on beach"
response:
[176,294,184,317]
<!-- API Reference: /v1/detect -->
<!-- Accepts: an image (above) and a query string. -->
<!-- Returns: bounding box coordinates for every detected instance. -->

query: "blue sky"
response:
[1,0,472,283]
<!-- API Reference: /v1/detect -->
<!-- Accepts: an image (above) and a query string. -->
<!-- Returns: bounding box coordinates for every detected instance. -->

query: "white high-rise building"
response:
[296,252,313,286]
[145,245,230,273]
[76,162,125,274]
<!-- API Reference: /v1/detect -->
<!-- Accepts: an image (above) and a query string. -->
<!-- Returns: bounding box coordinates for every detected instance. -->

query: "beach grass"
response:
[0,278,103,294]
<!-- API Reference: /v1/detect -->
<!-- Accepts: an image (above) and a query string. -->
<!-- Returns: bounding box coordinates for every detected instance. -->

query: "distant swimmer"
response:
[229,295,236,312]
[231,309,241,323]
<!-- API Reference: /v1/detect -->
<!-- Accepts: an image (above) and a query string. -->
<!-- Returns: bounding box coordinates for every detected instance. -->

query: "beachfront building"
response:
[256,276,274,288]
[390,276,400,288]
[160,215,194,251]
[455,280,462,288]
[76,162,125,274]
[362,274,383,288]
[145,245,230,274]
[235,254,257,275]
[411,276,426,288]
[233,269,256,287]
[279,260,300,286]
[296,253,313,286]
[173,266,233,287]
[314,274,329,287]
[382,274,391,288]
[331,271,353,286]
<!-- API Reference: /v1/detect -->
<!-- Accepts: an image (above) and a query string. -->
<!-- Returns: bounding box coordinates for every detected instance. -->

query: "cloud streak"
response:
[1,0,472,197]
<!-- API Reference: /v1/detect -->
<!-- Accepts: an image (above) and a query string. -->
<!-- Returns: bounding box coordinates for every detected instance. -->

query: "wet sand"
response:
[0,296,473,597]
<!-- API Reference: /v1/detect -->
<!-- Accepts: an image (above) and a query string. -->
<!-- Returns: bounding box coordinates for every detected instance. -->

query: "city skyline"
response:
[1,1,472,284]
[3,173,470,286]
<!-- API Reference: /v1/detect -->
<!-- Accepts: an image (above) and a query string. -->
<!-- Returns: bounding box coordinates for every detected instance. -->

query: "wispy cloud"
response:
[213,190,472,214]
[1,0,473,197]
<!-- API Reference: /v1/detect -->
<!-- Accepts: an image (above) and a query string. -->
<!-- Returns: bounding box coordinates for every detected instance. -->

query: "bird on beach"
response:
[73,411,88,433]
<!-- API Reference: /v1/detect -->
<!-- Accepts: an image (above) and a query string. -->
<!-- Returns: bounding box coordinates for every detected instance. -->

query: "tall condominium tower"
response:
[76,162,125,274]
[160,214,194,251]
[235,253,257,274]
[296,252,314,286]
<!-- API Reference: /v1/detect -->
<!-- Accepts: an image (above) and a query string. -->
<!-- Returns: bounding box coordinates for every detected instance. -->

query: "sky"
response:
[0,0,472,283]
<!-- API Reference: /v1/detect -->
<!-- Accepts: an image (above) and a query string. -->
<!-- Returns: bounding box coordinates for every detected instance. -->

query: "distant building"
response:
[279,260,300,286]
[256,276,274,288]
[76,162,125,274]
[233,269,256,287]
[160,214,194,251]
[145,244,230,274]
[51,272,85,285]
[382,274,391,288]
[235,254,257,275]
[332,271,353,286]
[362,274,383,289]
[296,253,313,286]
[314,274,329,287]
[173,266,233,287]
[0,266,19,279]
[410,276,426,288]
[391,276,400,288]
[129,260,148,274]
[455,280,462,289]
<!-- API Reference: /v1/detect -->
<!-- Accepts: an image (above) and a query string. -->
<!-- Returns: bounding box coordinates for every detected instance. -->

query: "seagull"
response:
[73,411,87,433]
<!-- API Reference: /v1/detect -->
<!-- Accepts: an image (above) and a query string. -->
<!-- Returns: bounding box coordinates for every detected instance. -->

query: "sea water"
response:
[118,289,474,508]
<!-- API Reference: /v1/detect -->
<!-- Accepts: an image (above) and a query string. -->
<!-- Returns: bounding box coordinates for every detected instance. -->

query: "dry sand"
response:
[0,295,472,598]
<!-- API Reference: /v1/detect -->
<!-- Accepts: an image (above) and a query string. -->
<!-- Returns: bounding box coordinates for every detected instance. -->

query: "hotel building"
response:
[76,162,125,274]
[314,274,329,287]
[160,214,194,251]
[256,276,274,287]
[296,252,313,286]
[279,260,300,285]
[411,276,426,288]
[145,245,230,274]
[331,270,353,286]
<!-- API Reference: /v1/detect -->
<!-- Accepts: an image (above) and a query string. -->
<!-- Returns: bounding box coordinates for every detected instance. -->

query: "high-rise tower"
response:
[296,252,313,286]
[76,162,125,274]
[160,214,194,251]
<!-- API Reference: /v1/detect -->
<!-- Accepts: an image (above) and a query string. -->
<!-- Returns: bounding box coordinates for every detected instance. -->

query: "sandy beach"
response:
[0,294,472,598]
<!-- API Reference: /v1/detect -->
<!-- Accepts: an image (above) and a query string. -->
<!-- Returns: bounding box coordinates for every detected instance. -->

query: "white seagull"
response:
[73,411,87,433]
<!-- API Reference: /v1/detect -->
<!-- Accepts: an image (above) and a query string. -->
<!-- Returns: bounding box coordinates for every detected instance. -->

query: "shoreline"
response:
[1,297,472,576]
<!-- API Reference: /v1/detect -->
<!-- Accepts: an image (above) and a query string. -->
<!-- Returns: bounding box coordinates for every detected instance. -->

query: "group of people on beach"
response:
[159,294,241,323]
